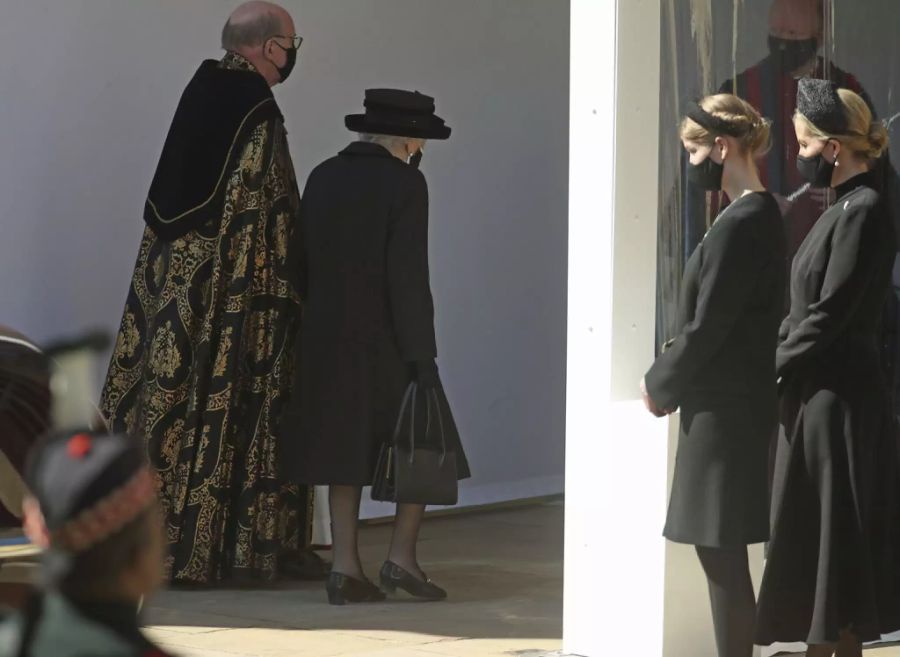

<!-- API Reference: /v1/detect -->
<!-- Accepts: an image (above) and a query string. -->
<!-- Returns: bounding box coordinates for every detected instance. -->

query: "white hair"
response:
[358,133,411,151]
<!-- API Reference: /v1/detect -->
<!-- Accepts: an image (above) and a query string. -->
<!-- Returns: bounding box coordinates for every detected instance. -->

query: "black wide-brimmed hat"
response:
[796,78,848,135]
[345,89,451,140]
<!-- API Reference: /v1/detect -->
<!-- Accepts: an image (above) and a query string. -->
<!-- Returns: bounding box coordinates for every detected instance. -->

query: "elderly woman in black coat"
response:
[282,89,469,605]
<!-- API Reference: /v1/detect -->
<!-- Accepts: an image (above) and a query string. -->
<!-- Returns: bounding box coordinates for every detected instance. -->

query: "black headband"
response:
[685,101,749,138]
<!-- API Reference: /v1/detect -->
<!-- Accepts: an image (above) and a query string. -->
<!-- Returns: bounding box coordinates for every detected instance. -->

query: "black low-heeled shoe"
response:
[326,572,386,606]
[379,561,447,601]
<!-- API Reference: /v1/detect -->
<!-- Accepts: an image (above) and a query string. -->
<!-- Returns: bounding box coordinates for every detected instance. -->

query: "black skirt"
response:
[663,399,773,547]
[756,374,900,645]
[280,335,470,487]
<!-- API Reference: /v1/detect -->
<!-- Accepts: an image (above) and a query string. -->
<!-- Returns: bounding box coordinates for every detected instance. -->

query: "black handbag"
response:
[371,382,459,505]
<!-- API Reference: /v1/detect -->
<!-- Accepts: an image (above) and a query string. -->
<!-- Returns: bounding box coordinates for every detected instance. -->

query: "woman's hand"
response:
[410,359,440,390]
[640,377,670,418]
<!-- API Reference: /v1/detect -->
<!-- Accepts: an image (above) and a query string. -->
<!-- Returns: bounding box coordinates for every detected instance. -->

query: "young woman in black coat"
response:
[282,90,469,605]
[642,94,786,657]
[755,80,900,657]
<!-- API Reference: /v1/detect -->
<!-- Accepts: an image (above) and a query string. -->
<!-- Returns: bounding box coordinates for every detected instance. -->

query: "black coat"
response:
[281,142,469,485]
[756,172,900,645]
[645,192,786,547]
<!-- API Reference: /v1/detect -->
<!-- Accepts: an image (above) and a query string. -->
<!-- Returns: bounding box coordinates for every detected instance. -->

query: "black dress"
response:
[756,172,900,645]
[280,142,469,486]
[645,192,786,547]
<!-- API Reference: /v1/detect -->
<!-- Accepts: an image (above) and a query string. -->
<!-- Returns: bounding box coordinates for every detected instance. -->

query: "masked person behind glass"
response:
[755,79,900,657]
[641,94,786,657]
[718,0,871,259]
[0,431,174,657]
[281,89,470,605]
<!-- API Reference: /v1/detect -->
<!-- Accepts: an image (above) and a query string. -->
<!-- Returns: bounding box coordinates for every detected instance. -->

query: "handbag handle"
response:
[392,382,419,466]
[430,389,448,466]
[391,382,417,446]
[409,389,448,466]
[391,382,449,467]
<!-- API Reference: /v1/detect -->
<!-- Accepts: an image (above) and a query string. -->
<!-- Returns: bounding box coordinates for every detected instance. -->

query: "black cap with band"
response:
[24,431,155,556]
[796,78,849,135]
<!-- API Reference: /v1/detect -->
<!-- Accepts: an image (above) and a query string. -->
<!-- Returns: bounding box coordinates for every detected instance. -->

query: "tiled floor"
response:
[144,502,564,657]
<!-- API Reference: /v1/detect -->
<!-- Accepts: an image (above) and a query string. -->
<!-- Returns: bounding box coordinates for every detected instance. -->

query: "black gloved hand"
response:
[410,359,440,390]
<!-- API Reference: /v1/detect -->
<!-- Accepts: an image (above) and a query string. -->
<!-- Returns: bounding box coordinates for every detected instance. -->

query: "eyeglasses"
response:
[272,35,304,50]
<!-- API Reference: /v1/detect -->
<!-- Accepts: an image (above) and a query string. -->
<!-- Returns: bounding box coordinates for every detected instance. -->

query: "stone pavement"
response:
[145,502,564,657]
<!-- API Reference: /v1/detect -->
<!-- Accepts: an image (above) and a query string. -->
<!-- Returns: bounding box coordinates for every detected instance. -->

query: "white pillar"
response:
[563,0,669,655]
[564,3,767,656]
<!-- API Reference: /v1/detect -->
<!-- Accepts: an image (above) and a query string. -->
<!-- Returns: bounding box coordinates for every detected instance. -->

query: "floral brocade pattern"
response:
[100,59,309,584]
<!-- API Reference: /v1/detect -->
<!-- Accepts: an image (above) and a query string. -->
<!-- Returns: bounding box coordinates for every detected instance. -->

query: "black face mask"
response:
[796,150,836,187]
[687,155,724,190]
[272,43,298,82]
[409,149,424,169]
[768,36,818,73]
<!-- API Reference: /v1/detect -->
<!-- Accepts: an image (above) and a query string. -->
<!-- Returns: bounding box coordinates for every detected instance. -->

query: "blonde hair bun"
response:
[680,94,772,158]
[795,88,888,162]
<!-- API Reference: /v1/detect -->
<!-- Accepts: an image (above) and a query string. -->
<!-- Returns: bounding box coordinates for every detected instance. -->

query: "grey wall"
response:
[0,0,569,511]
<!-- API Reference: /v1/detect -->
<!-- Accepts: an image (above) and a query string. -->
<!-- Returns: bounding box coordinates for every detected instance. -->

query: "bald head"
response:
[768,0,823,41]
[221,2,297,87]
[222,2,292,51]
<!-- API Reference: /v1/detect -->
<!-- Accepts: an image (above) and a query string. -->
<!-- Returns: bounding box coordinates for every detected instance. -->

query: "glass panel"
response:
[657,0,900,407]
